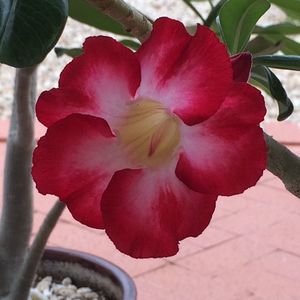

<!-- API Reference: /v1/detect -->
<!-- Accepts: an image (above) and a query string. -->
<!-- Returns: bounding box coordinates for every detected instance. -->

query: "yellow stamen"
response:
[117,99,180,168]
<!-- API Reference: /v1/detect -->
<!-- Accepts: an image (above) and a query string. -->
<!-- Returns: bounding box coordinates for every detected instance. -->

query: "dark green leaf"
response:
[69,0,130,37]
[254,23,300,35]
[0,0,68,67]
[253,55,300,71]
[55,47,83,58]
[251,65,294,120]
[217,0,270,54]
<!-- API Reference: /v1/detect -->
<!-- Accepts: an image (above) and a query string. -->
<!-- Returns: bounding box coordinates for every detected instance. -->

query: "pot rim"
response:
[42,246,136,300]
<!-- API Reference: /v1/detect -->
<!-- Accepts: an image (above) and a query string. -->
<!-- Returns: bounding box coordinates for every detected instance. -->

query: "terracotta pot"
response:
[38,247,136,300]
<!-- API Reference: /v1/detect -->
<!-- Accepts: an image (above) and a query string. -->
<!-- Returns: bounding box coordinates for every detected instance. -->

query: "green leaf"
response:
[55,47,83,58]
[253,55,300,71]
[281,37,300,55]
[69,0,130,37]
[217,0,270,54]
[263,34,300,55]
[119,39,140,50]
[246,36,282,55]
[0,0,68,67]
[268,0,300,20]
[254,23,300,35]
[251,65,294,121]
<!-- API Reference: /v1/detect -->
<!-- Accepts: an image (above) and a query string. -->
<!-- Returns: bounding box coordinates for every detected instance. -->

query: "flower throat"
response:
[117,99,180,168]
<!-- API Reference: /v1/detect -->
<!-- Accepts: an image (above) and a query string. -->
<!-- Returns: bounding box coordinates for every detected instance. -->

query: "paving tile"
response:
[188,225,237,249]
[174,236,274,276]
[250,249,300,281]
[0,120,9,140]
[209,261,300,300]
[259,175,287,190]
[0,142,5,212]
[136,257,300,300]
[288,145,300,156]
[216,194,253,213]
[33,192,89,228]
[212,200,286,235]
[263,122,300,144]
[211,206,233,220]
[258,170,277,184]
[135,264,215,300]
[167,226,236,263]
[251,213,300,255]
[165,238,206,261]
[33,192,57,214]
[0,119,47,141]
[243,183,300,214]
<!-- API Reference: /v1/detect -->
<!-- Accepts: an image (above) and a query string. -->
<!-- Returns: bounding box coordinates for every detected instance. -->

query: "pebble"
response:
[36,276,52,293]
[77,287,92,294]
[62,277,72,286]
[29,276,104,300]
[31,289,48,300]
[84,292,99,299]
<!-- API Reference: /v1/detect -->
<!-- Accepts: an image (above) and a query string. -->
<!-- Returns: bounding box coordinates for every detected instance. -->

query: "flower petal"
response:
[37,36,141,127]
[230,52,252,82]
[136,17,232,125]
[176,82,266,196]
[32,114,126,228]
[101,167,217,258]
[36,88,92,127]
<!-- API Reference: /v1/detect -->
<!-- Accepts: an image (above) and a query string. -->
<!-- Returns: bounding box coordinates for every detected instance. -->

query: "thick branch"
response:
[265,133,300,198]
[10,200,66,300]
[86,0,152,42]
[0,66,37,297]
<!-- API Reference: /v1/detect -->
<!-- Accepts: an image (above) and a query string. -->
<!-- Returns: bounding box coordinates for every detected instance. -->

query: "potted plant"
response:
[36,247,136,300]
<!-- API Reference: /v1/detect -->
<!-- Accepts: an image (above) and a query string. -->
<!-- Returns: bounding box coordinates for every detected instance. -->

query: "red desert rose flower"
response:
[32,17,266,258]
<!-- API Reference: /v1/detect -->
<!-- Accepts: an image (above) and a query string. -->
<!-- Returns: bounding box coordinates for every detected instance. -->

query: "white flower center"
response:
[117,99,180,168]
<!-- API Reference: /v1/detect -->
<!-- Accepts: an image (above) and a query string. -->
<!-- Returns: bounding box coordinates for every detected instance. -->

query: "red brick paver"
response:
[1,120,300,300]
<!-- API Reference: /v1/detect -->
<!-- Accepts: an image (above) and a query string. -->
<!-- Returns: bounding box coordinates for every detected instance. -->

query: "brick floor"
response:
[1,120,300,299]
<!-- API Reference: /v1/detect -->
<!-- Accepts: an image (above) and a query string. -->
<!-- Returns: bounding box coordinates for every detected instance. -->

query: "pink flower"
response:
[32,18,266,258]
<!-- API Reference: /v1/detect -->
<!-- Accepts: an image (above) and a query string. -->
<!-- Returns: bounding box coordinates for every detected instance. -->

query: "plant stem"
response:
[86,0,152,42]
[204,0,226,27]
[10,200,66,300]
[0,66,37,298]
[183,0,205,23]
[208,0,214,9]
[264,133,300,198]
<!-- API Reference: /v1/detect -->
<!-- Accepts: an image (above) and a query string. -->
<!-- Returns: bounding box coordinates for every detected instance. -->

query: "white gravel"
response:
[0,1,299,123]
[29,276,104,300]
